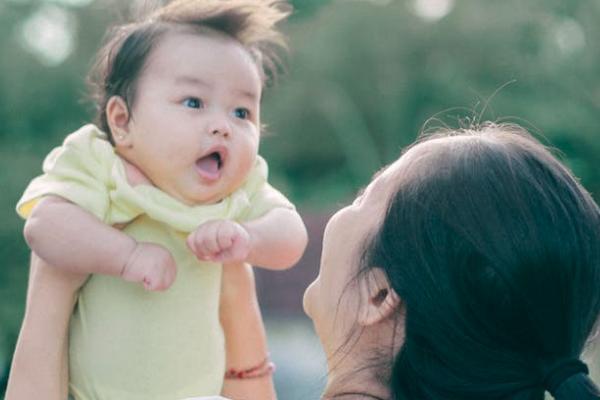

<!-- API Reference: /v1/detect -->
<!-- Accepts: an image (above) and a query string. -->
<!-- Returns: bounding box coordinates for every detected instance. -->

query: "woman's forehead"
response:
[376,138,450,185]
[368,145,423,190]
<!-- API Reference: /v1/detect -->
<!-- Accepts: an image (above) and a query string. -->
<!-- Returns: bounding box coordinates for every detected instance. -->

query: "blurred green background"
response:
[1,0,599,398]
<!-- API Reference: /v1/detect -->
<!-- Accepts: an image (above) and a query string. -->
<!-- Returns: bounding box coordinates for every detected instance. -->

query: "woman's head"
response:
[305,123,600,399]
[303,149,414,359]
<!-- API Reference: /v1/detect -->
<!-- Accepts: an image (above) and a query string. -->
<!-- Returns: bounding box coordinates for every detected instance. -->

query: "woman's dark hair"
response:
[363,123,600,399]
[87,0,290,144]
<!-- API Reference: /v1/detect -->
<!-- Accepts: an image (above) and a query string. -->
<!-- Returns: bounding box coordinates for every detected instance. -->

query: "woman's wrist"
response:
[225,355,275,379]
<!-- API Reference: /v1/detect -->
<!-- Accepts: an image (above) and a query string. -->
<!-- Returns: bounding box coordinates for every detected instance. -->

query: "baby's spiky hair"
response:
[151,0,290,81]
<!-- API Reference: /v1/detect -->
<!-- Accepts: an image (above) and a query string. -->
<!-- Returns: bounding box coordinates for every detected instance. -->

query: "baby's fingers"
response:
[186,232,210,260]
[200,223,223,254]
[216,223,237,250]
[211,242,249,264]
[144,269,176,291]
[143,274,168,292]
[146,255,177,291]
[143,277,155,291]
[186,232,197,253]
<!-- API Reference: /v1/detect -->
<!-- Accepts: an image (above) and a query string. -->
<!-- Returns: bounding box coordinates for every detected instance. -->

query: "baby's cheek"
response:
[231,153,257,187]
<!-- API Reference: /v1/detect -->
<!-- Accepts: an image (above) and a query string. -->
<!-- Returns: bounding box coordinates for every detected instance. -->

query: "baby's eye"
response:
[183,97,203,109]
[233,108,250,120]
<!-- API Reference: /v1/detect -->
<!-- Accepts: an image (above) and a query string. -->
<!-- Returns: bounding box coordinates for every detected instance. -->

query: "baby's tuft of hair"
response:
[151,0,291,81]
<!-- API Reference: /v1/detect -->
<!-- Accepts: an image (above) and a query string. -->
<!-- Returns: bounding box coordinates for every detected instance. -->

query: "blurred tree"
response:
[262,0,600,205]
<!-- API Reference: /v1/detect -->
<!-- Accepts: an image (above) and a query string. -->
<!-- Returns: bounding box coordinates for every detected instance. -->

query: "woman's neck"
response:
[321,318,404,400]
[322,352,390,400]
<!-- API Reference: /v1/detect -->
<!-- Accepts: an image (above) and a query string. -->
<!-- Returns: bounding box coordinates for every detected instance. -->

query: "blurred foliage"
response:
[262,0,600,206]
[1,0,600,395]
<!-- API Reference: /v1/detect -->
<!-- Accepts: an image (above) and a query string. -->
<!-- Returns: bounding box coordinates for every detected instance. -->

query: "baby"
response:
[12,1,306,399]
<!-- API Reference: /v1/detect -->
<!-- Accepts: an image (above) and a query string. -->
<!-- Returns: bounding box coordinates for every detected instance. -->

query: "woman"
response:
[8,122,600,400]
[303,123,600,399]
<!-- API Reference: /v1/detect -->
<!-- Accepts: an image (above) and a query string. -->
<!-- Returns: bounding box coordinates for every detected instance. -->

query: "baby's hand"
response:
[187,220,251,264]
[121,242,177,291]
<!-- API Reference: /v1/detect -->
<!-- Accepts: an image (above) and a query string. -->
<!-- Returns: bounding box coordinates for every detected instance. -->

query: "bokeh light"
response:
[412,0,455,21]
[18,4,76,67]
[554,18,586,55]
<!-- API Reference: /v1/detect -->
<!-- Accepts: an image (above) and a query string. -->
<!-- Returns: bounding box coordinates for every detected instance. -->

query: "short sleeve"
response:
[235,156,295,222]
[16,125,114,222]
[239,182,295,222]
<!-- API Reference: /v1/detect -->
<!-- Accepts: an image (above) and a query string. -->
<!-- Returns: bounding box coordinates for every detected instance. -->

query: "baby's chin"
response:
[180,174,250,206]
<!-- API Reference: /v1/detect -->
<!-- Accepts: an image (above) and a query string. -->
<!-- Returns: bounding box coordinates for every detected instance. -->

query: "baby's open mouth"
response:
[195,148,226,182]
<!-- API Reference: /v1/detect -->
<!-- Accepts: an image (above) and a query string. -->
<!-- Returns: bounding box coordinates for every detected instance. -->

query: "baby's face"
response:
[118,31,262,205]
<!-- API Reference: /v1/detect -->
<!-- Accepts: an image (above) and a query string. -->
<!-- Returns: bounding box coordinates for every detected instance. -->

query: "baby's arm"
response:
[24,195,176,290]
[244,207,307,269]
[5,253,86,400]
[219,262,277,400]
[187,208,307,270]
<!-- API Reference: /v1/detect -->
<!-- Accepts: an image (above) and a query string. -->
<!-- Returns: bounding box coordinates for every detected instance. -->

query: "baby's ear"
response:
[357,267,401,327]
[106,96,132,147]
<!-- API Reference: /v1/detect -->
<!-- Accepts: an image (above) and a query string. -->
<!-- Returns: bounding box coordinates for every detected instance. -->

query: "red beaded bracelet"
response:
[224,356,276,379]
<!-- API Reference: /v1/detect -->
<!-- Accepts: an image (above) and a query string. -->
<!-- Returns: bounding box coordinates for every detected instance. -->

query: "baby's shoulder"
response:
[62,124,112,156]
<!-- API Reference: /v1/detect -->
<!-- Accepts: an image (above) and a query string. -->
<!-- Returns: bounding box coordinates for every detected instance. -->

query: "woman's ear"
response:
[106,96,132,147]
[357,267,401,326]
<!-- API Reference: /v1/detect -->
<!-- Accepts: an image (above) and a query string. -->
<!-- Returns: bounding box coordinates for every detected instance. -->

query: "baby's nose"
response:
[207,115,230,138]
[211,128,229,137]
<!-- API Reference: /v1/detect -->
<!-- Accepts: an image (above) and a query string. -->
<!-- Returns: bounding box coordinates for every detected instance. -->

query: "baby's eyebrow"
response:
[234,88,259,104]
[174,75,210,87]
[174,75,258,103]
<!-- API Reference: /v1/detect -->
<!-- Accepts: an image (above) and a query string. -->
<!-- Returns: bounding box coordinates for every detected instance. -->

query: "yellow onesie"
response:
[16,124,294,400]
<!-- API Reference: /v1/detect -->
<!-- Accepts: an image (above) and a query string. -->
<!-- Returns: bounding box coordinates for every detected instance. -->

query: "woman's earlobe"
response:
[106,96,132,146]
[358,268,401,326]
